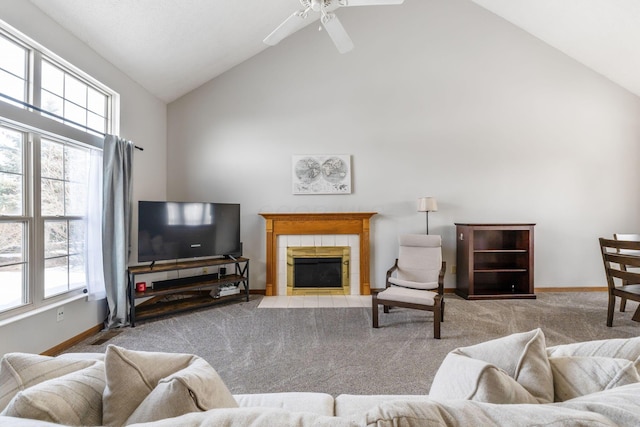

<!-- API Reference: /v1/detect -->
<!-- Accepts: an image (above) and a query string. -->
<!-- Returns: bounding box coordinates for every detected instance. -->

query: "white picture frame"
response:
[292,154,352,194]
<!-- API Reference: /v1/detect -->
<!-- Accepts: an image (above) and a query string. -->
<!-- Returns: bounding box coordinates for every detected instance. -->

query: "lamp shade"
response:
[417,197,438,212]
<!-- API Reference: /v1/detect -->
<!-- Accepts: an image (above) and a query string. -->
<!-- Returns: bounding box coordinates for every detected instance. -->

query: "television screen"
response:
[137,201,241,263]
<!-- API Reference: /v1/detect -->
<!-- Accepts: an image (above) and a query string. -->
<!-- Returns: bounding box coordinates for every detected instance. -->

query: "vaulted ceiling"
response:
[27,0,640,103]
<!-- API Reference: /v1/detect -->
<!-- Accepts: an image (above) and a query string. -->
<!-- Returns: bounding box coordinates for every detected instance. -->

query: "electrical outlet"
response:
[203,267,208,274]
[451,265,457,274]
[56,306,64,322]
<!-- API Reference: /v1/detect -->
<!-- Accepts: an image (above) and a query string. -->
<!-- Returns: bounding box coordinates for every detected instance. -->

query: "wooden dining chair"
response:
[613,233,640,313]
[599,237,640,326]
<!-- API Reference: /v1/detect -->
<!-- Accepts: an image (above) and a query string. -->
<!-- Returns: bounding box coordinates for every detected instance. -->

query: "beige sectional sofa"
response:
[1,328,639,426]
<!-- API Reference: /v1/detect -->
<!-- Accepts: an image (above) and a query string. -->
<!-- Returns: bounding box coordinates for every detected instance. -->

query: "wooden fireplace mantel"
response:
[259,212,377,296]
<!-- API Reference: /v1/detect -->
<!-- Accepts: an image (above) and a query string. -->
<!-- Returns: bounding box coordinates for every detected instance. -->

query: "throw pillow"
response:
[0,352,102,411]
[428,352,541,404]
[547,336,640,369]
[429,328,554,404]
[550,356,640,401]
[0,362,105,426]
[102,345,238,426]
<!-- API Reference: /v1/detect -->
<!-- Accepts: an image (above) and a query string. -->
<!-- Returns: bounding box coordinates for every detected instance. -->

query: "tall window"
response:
[41,139,90,298]
[0,34,27,107]
[0,127,26,312]
[0,21,116,318]
[41,60,108,136]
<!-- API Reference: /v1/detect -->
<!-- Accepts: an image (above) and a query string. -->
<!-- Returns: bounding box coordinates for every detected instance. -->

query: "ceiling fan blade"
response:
[321,13,354,53]
[338,0,404,6]
[263,10,310,46]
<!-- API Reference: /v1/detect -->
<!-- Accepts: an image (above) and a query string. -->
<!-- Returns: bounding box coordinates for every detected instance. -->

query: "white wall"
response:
[167,0,640,292]
[0,0,167,355]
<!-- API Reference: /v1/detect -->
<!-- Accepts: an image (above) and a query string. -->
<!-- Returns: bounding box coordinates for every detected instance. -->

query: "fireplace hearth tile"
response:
[331,295,349,307]
[257,295,372,308]
[303,296,320,308]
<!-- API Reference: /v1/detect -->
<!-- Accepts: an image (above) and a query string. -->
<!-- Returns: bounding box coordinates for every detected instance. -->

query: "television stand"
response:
[127,257,249,326]
[152,272,220,289]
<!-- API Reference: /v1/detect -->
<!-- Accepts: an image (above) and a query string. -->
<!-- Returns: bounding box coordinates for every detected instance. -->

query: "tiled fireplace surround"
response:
[259,213,377,296]
[279,234,358,295]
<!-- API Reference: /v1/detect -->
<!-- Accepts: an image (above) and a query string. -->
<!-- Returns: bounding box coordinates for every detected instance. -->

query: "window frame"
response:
[0,19,118,320]
[0,30,30,108]
[0,20,120,144]
[39,55,112,137]
[40,136,92,299]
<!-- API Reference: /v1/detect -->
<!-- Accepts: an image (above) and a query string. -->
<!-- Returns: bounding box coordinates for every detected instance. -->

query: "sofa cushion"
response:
[376,286,437,305]
[558,382,640,427]
[127,407,359,427]
[335,394,429,417]
[102,345,238,426]
[234,392,334,416]
[356,399,618,427]
[429,328,554,404]
[550,356,640,401]
[56,352,105,362]
[0,352,102,411]
[0,362,105,426]
[0,416,62,426]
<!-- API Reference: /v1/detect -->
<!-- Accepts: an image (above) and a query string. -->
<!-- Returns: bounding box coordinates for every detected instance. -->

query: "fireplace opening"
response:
[287,246,350,295]
[294,258,342,288]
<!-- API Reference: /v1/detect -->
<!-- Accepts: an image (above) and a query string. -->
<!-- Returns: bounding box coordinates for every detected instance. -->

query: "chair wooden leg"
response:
[607,295,616,327]
[620,297,627,312]
[372,295,379,328]
[383,305,389,313]
[441,299,445,322]
[433,306,441,339]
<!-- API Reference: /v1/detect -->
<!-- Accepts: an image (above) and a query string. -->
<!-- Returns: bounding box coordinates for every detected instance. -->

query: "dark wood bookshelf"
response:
[455,223,535,300]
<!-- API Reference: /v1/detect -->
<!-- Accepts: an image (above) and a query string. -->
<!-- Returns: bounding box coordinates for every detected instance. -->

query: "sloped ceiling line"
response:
[27,0,640,102]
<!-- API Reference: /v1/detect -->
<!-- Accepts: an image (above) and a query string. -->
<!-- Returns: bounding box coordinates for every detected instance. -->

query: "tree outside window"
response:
[41,139,89,298]
[0,126,26,312]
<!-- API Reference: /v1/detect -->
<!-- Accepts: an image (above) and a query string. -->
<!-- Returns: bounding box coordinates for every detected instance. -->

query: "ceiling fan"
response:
[264,0,405,54]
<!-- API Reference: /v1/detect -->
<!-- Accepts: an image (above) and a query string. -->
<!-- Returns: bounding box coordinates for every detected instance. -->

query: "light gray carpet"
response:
[65,292,639,396]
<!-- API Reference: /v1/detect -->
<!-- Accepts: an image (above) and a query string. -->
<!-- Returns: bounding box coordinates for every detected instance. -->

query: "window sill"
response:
[0,293,92,327]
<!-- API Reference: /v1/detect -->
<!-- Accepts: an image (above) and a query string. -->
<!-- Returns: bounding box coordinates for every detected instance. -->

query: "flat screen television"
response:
[137,201,241,263]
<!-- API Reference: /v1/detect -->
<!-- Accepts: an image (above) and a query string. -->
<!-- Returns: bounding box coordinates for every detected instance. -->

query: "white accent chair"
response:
[372,234,446,339]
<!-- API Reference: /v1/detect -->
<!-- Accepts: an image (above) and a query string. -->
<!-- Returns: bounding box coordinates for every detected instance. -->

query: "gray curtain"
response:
[102,135,134,328]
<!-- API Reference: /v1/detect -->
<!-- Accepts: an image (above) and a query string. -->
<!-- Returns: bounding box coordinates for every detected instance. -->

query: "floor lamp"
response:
[417,197,438,234]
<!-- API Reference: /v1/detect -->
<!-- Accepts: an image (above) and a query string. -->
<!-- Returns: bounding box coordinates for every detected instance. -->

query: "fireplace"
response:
[259,212,377,296]
[287,246,350,295]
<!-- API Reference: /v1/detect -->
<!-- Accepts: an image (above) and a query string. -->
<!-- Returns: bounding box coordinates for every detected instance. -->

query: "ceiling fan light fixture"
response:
[310,0,323,12]
[265,0,404,52]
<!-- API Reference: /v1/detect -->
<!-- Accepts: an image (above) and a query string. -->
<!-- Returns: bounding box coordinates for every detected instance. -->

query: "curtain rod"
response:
[0,92,144,151]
